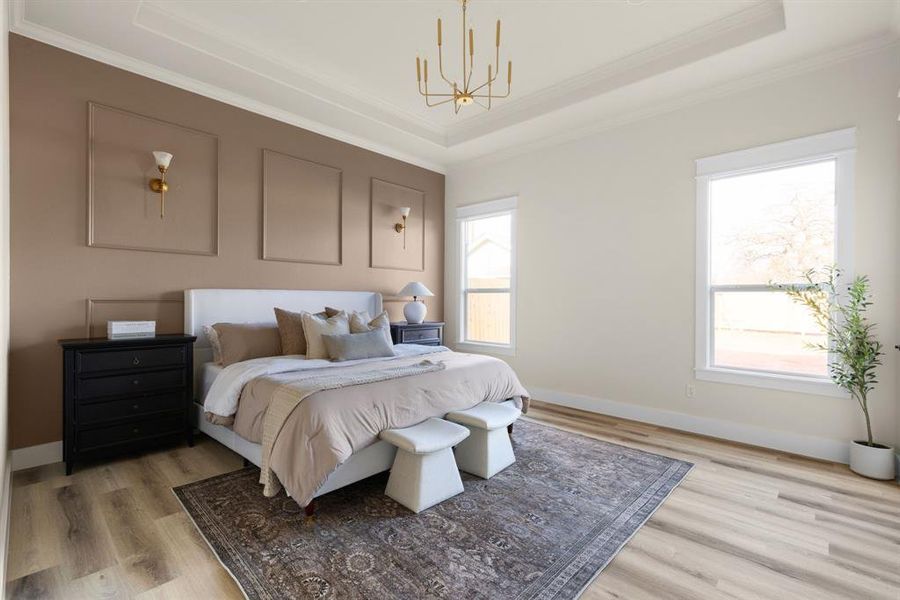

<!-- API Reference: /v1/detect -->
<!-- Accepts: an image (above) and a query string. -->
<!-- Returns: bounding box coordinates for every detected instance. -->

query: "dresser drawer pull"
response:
[133,428,140,434]
[133,379,140,385]
[133,356,141,366]
[132,403,140,410]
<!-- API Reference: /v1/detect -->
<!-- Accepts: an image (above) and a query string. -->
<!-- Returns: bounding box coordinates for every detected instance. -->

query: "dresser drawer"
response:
[77,393,184,425]
[76,368,186,400]
[77,345,186,374]
[400,327,441,343]
[77,414,184,451]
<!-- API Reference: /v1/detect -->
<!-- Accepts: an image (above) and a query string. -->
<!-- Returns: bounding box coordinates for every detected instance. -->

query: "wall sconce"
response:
[148,151,173,218]
[394,206,411,249]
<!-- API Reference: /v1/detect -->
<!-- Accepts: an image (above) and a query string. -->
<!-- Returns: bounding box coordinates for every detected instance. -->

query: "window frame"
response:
[694,128,855,397]
[456,196,517,356]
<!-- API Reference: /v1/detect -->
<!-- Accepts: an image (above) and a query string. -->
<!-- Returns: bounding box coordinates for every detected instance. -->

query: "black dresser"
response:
[390,321,444,346]
[59,334,196,475]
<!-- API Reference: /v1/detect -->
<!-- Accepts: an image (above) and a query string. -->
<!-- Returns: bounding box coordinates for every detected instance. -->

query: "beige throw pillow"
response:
[301,311,350,359]
[349,310,392,346]
[211,323,282,366]
[274,307,328,355]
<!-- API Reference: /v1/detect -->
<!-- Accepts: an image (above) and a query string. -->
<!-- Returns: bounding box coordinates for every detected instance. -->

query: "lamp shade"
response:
[152,151,173,169]
[398,281,434,298]
[399,206,411,218]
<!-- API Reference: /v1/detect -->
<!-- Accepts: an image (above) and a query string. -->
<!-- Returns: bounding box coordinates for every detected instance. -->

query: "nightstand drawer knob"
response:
[132,356,140,365]
[132,404,139,410]
[132,379,139,385]
[133,428,140,434]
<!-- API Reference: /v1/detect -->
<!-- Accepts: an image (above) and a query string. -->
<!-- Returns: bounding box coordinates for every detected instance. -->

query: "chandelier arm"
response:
[473,88,509,99]
[468,74,498,95]
[437,46,456,88]
[472,98,490,110]
[421,80,455,99]
[425,96,457,108]
[474,76,510,99]
[461,0,467,90]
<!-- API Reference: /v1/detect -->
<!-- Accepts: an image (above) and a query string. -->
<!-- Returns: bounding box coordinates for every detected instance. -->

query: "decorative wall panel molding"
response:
[88,102,219,255]
[262,149,342,265]
[86,297,184,338]
[370,178,425,271]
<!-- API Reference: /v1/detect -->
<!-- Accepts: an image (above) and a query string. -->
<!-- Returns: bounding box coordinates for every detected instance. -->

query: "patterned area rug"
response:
[175,420,692,600]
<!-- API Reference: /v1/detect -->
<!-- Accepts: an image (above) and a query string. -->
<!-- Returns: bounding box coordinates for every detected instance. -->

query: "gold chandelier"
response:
[415,0,512,113]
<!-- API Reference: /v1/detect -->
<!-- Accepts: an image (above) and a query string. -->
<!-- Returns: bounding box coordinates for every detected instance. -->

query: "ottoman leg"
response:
[455,426,516,479]
[385,447,464,513]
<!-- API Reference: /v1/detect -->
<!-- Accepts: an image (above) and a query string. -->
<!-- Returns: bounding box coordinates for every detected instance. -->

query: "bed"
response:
[185,288,528,512]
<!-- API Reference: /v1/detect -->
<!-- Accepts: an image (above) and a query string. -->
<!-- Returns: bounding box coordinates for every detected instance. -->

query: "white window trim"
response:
[695,128,855,397]
[456,196,517,356]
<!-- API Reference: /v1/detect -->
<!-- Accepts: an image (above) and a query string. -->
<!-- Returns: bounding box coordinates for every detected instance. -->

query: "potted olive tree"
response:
[774,268,894,480]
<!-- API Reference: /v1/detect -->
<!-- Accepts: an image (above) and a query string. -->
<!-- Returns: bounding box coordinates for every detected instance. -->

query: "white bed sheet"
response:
[200,362,224,401]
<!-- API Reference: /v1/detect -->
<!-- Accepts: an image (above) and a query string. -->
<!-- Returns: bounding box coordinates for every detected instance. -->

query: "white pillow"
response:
[349,310,392,346]
[301,311,350,359]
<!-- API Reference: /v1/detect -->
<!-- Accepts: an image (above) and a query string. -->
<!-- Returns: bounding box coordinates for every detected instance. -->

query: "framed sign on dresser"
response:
[58,334,196,475]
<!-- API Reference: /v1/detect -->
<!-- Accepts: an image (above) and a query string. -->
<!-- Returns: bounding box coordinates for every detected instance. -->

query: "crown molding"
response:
[448,33,900,171]
[8,0,449,174]
[447,0,786,146]
[133,1,446,144]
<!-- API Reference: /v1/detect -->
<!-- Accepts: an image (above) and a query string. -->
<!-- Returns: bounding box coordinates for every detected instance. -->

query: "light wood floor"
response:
[6,401,900,599]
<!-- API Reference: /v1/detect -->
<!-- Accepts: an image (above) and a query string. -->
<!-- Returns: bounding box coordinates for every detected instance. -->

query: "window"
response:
[695,129,854,395]
[457,197,516,353]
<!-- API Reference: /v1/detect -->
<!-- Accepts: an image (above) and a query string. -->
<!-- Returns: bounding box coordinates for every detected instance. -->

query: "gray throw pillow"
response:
[322,329,396,362]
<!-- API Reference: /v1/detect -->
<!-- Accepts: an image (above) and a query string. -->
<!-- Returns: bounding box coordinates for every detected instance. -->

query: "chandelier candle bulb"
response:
[424,59,428,81]
[416,57,421,82]
[437,18,442,45]
[496,20,500,46]
[469,28,474,55]
[508,61,512,84]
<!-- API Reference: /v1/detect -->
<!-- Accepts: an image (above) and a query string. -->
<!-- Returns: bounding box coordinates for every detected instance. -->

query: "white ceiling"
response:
[10,1,900,171]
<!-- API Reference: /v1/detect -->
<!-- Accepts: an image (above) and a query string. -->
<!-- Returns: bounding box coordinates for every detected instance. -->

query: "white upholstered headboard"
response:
[184,288,382,394]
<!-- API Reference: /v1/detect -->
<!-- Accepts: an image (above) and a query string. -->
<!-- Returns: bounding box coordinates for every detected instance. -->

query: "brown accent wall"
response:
[9,34,445,449]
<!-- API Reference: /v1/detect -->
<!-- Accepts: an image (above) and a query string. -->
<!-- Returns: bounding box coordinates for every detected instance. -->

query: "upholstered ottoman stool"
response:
[380,418,471,513]
[446,402,521,479]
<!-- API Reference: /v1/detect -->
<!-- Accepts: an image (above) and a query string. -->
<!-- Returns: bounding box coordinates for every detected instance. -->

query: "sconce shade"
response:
[399,206,411,218]
[152,151,173,169]
[398,281,434,298]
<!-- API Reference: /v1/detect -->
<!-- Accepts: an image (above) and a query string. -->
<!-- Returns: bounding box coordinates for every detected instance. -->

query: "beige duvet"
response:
[230,350,529,507]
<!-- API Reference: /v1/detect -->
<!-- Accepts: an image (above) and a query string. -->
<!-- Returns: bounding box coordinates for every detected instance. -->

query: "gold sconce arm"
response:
[148,165,169,219]
[149,150,173,219]
[395,207,411,250]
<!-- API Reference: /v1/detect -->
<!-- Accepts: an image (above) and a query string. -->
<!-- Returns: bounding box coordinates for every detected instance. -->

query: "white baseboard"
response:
[10,441,62,471]
[529,386,850,464]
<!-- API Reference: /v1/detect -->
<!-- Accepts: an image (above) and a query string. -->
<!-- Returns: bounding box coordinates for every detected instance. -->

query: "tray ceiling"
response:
[11,1,900,171]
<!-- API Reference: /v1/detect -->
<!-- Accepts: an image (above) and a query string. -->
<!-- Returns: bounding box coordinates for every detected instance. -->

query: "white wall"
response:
[446,44,900,461]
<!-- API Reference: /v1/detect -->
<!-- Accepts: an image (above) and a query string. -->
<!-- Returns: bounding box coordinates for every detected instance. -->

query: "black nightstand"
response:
[390,321,444,346]
[58,334,196,475]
